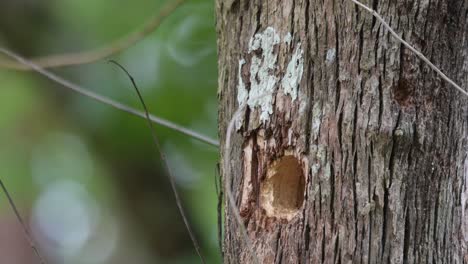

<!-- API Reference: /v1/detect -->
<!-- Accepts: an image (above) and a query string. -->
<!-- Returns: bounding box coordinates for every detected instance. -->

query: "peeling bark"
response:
[216,0,468,263]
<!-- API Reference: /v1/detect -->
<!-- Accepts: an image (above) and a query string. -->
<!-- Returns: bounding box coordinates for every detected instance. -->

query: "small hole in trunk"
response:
[260,155,305,220]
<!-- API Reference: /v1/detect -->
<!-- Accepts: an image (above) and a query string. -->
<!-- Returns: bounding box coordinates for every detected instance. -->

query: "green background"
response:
[0,0,220,263]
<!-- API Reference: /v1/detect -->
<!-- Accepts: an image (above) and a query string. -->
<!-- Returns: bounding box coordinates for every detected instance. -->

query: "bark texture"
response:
[216,0,468,263]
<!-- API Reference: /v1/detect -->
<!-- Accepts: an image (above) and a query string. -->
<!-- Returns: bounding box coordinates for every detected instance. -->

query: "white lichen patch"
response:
[246,27,281,123]
[326,48,336,64]
[284,32,292,45]
[394,129,404,137]
[236,27,306,127]
[281,43,304,101]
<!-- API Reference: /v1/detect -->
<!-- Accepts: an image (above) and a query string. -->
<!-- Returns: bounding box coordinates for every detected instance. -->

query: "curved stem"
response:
[0,0,185,70]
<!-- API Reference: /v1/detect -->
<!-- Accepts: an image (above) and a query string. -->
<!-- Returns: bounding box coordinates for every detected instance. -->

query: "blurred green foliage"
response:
[0,0,220,263]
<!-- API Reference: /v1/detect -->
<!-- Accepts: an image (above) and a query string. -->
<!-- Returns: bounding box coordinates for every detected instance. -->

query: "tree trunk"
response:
[216,0,468,263]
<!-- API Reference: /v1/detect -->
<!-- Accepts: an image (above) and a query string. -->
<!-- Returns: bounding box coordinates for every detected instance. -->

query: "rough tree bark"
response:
[216,0,467,263]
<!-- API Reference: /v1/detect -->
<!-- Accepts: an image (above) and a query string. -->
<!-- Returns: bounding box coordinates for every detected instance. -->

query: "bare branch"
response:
[108,60,206,263]
[0,47,219,147]
[0,0,185,70]
[0,179,46,264]
[349,0,468,98]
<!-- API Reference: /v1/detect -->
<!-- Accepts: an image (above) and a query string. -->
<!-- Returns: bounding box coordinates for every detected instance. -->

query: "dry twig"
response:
[0,0,185,70]
[0,47,219,146]
[109,60,206,263]
[0,179,46,264]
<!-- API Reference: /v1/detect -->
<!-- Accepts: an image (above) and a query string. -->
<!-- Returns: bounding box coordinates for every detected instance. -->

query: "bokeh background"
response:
[0,0,220,263]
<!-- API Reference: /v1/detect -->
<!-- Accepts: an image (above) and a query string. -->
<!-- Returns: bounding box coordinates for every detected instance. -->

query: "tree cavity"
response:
[260,155,305,221]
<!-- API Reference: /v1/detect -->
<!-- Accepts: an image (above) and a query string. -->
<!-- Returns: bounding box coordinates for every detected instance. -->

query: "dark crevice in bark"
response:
[403,205,410,263]
[432,171,441,256]
[367,160,372,264]
[371,0,379,28]
[378,76,383,128]
[243,106,251,132]
[368,144,373,201]
[358,25,364,75]
[359,78,364,109]
[398,39,404,79]
[319,180,323,217]
[423,0,432,38]
[251,135,260,212]
[337,110,343,150]
[368,214,373,264]
[413,189,418,260]
[313,13,319,57]
[334,234,340,264]
[360,222,365,264]
[414,0,421,24]
[386,239,392,264]
[274,227,282,264]
[352,102,359,152]
[302,166,311,257]
[321,225,326,264]
[409,123,416,167]
[383,51,387,79]
[354,1,360,24]
[381,181,389,261]
[255,2,261,32]
[388,110,401,188]
[304,221,311,253]
[304,28,315,143]
[330,152,336,226]
[305,0,310,34]
[374,25,380,70]
[449,204,456,261]
[396,9,401,30]
[291,0,296,35]
[335,19,341,114]
[352,153,359,244]
[237,13,244,58]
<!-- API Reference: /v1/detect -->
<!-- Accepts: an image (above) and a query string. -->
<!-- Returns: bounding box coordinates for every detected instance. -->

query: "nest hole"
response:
[260,155,305,220]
